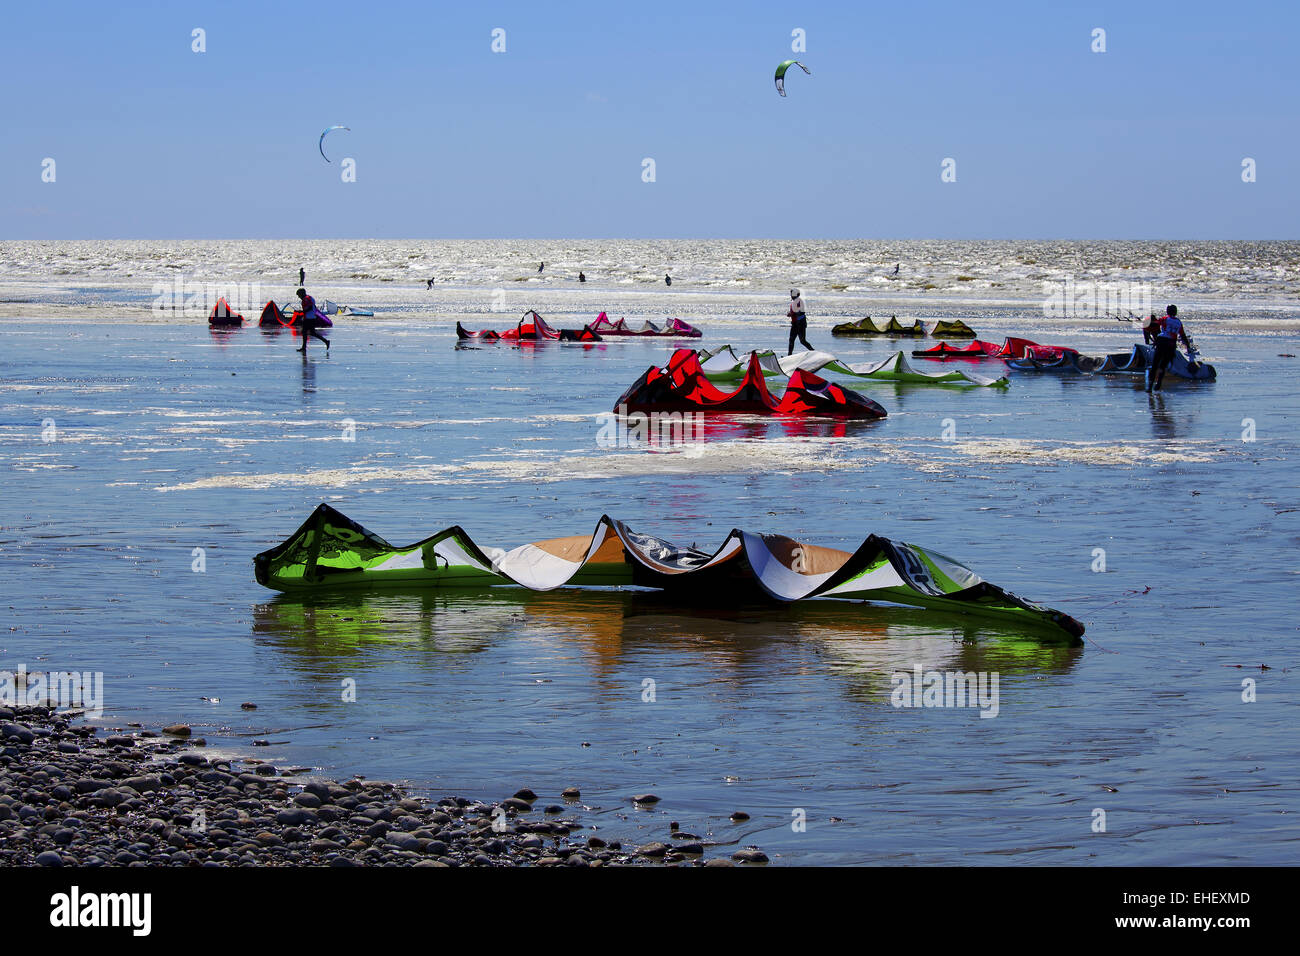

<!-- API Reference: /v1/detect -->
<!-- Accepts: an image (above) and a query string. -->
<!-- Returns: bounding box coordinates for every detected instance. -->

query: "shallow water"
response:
[1,244,1298,865]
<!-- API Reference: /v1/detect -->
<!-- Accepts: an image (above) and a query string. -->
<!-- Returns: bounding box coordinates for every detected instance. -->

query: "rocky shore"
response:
[0,706,768,867]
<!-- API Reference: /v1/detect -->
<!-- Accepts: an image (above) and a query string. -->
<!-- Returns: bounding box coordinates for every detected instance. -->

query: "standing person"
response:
[893,263,900,275]
[426,278,435,290]
[299,267,305,286]
[538,262,545,273]
[665,274,672,286]
[295,288,330,353]
[787,288,812,355]
[1147,305,1191,392]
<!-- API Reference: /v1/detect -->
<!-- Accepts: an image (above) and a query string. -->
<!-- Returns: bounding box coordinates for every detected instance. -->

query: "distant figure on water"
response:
[665,274,672,286]
[1147,305,1191,393]
[579,271,586,283]
[295,288,330,354]
[299,267,305,286]
[893,263,900,275]
[787,288,811,355]
[538,262,545,273]
[427,278,435,290]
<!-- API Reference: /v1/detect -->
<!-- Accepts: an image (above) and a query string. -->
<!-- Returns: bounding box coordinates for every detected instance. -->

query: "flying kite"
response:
[318,125,351,163]
[774,60,811,97]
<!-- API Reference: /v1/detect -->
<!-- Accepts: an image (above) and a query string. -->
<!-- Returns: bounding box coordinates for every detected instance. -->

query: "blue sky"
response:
[2,0,1296,239]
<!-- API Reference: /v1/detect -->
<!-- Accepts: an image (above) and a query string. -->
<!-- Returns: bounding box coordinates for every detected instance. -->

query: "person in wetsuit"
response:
[295,288,330,353]
[579,271,586,283]
[299,267,305,286]
[665,274,672,286]
[1147,305,1191,392]
[787,288,812,355]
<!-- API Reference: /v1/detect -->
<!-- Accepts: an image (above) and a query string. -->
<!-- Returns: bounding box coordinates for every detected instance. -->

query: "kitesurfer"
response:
[427,278,434,290]
[579,271,586,283]
[1147,305,1191,392]
[893,263,900,275]
[787,288,812,355]
[665,274,672,286]
[295,288,330,353]
[538,262,545,273]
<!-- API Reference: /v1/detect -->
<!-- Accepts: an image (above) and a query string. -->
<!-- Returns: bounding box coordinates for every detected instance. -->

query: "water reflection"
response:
[600,413,880,446]
[207,327,241,348]
[1147,392,1176,439]
[300,349,317,397]
[252,590,1081,706]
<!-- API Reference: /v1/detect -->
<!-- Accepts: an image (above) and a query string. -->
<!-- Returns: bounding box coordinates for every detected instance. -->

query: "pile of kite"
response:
[209,299,378,328]
[614,348,888,419]
[457,311,701,343]
[254,504,1085,644]
[831,317,976,338]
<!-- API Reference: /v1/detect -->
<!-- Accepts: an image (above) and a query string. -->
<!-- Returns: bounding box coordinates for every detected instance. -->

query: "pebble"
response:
[0,707,770,869]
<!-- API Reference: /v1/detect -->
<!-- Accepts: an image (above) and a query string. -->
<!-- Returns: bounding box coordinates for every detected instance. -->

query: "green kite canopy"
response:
[775,59,811,96]
[698,345,1008,387]
[254,505,1082,643]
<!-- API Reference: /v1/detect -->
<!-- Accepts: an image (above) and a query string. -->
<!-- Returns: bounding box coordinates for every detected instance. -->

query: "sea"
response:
[1,239,1297,865]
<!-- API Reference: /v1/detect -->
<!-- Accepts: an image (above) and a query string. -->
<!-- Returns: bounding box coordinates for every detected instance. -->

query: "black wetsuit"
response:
[788,311,811,355]
[297,297,330,352]
[1147,316,1189,391]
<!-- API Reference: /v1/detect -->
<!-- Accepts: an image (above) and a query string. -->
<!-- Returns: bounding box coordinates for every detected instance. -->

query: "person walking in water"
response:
[295,288,330,353]
[426,277,435,290]
[787,288,812,355]
[1147,304,1191,392]
[299,267,305,286]
[538,262,545,273]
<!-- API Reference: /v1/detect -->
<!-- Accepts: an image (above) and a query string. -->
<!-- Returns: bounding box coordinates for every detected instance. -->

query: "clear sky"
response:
[3,0,1296,239]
